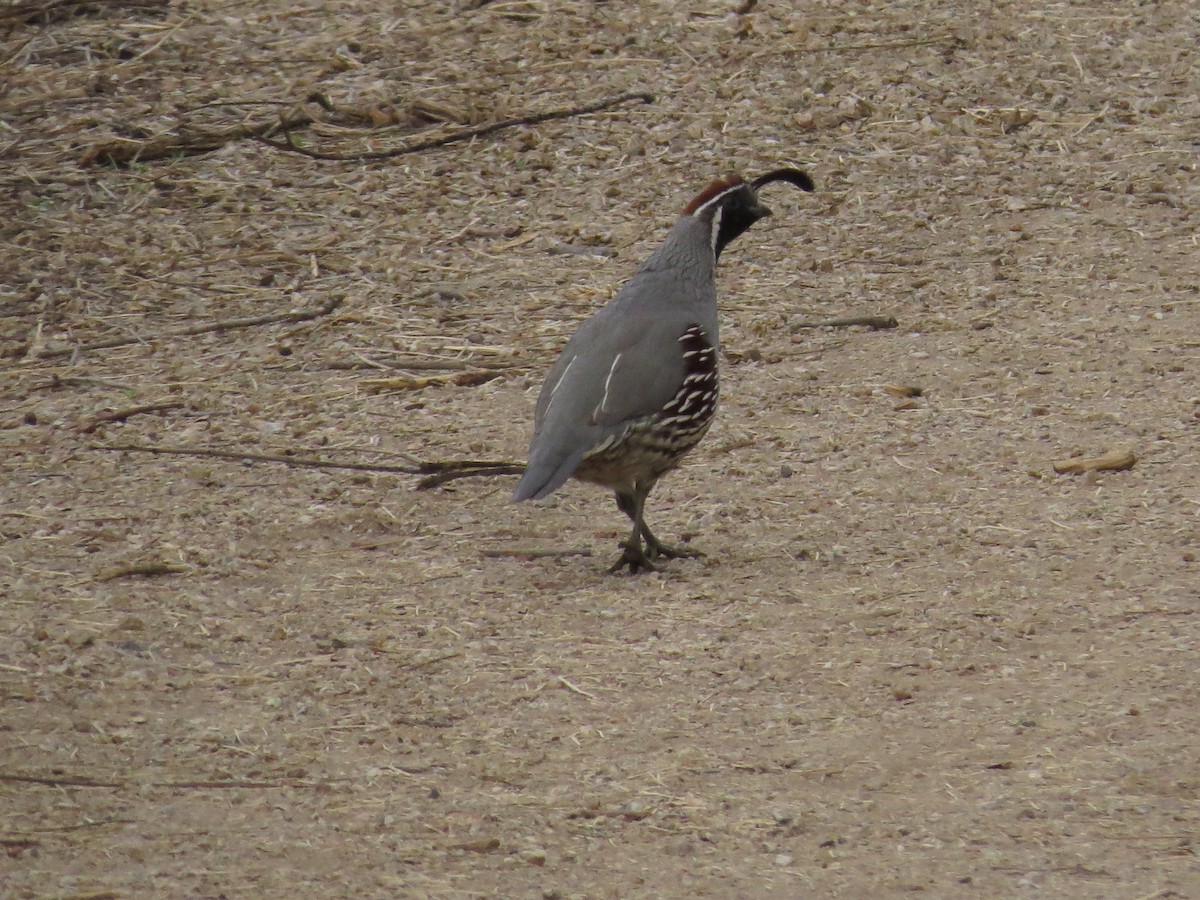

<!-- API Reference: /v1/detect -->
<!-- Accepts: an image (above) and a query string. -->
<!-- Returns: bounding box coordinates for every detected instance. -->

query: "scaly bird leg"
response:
[611,488,703,572]
[640,520,704,562]
[611,490,656,573]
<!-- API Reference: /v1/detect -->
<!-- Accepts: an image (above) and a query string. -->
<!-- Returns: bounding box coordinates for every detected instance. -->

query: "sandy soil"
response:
[2,0,1198,897]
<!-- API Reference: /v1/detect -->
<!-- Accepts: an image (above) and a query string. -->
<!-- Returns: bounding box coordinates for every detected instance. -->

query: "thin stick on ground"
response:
[10,818,137,835]
[149,779,293,790]
[557,676,598,700]
[0,772,122,789]
[91,443,526,485]
[91,442,425,475]
[93,561,189,581]
[1052,447,1137,475]
[480,547,593,559]
[133,295,343,336]
[79,110,316,166]
[323,356,521,373]
[416,462,526,489]
[790,314,899,331]
[77,400,186,434]
[0,771,345,791]
[0,0,169,26]
[33,296,344,359]
[255,90,655,162]
[781,35,959,55]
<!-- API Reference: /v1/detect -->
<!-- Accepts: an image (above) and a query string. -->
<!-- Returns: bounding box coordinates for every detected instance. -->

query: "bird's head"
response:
[683,167,814,260]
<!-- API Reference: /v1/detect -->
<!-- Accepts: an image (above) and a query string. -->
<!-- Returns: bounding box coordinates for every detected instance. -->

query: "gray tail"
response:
[512,450,582,502]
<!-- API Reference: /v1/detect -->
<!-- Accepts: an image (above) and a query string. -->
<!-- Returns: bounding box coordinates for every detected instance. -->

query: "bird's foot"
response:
[609,534,704,574]
[609,540,657,574]
[644,535,705,562]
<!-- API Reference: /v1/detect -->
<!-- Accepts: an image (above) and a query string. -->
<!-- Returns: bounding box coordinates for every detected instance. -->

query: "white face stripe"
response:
[690,184,743,218]
[709,207,723,255]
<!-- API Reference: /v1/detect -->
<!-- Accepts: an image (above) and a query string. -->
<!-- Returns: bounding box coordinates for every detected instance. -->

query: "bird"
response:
[513,168,814,573]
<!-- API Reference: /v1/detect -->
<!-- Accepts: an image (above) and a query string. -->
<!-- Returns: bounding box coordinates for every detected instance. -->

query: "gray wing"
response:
[513,308,701,501]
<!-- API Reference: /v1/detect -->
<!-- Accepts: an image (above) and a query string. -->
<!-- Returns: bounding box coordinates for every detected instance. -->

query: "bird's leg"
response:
[631,481,702,561]
[639,519,704,562]
[611,487,703,570]
[611,490,656,573]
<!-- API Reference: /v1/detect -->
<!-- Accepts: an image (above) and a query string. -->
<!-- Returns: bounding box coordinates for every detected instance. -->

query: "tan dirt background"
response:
[2,0,1198,897]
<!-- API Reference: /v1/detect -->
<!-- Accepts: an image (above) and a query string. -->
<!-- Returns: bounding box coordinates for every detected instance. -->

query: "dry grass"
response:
[2,0,1198,897]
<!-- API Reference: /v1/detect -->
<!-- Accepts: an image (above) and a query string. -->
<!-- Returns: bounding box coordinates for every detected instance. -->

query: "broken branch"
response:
[358,371,502,394]
[34,296,342,358]
[1,0,168,27]
[791,314,899,331]
[92,442,423,475]
[80,110,315,166]
[782,35,960,55]
[90,443,528,488]
[557,676,598,700]
[1052,447,1137,475]
[93,561,189,581]
[77,399,185,434]
[416,461,526,489]
[255,90,655,162]
[0,772,122,789]
[480,546,593,560]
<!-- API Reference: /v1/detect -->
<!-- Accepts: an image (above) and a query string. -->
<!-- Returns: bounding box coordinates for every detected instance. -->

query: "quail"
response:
[513,168,814,573]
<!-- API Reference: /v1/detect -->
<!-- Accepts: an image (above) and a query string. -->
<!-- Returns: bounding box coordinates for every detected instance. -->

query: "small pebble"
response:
[520,848,547,867]
[622,799,653,820]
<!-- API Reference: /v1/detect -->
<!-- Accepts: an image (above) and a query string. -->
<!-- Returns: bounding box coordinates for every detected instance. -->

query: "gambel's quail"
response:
[513,168,814,573]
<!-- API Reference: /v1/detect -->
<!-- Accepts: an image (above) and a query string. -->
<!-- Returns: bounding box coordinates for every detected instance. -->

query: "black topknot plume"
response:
[751,167,815,193]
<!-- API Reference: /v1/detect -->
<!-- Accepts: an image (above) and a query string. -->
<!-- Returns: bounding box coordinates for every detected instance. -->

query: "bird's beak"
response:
[755,203,773,219]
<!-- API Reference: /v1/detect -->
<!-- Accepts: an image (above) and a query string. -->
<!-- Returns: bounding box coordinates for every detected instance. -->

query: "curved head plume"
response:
[751,167,815,193]
[682,167,814,261]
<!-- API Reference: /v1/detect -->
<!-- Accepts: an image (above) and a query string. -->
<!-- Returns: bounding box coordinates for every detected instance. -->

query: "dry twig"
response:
[0,771,339,791]
[255,90,655,162]
[0,0,168,27]
[358,371,503,394]
[398,652,463,670]
[1052,448,1137,475]
[0,772,122,789]
[558,676,598,700]
[77,91,651,167]
[77,399,185,434]
[791,315,899,331]
[93,561,189,581]
[325,356,519,373]
[79,110,316,166]
[91,443,526,487]
[782,35,960,55]
[480,546,593,559]
[8,818,135,834]
[33,296,343,358]
[416,462,526,489]
[92,442,424,475]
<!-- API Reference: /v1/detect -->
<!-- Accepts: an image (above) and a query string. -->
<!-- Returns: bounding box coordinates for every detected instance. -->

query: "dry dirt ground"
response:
[2,0,1198,897]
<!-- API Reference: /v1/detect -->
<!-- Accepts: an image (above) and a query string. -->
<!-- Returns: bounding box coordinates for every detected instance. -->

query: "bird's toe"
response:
[609,541,657,574]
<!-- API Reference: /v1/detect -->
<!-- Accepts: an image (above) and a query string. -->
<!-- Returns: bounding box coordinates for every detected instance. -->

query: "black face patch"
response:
[686,180,771,261]
[684,167,813,260]
[709,187,770,260]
